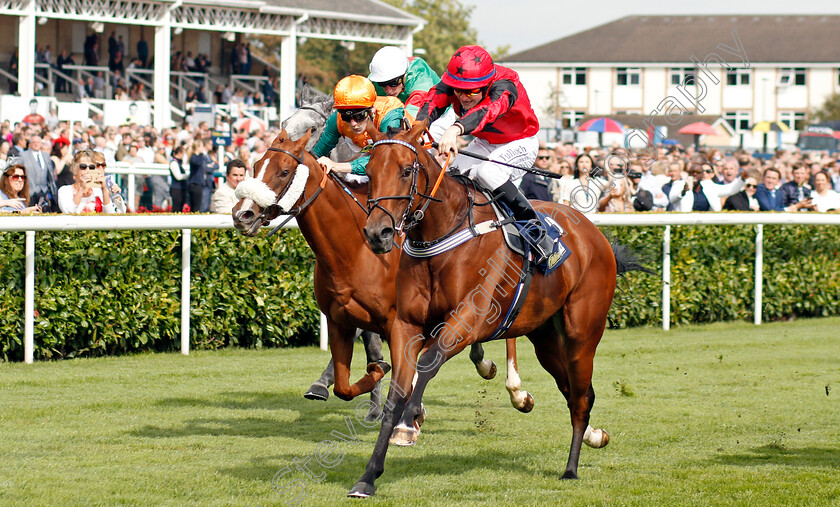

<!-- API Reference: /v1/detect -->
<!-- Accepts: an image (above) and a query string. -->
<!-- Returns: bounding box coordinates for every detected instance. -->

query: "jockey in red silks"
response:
[415,45,554,262]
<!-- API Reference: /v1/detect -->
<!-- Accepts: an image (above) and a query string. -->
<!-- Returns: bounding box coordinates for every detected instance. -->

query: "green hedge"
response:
[2,224,839,361]
[0,228,318,361]
[606,224,840,327]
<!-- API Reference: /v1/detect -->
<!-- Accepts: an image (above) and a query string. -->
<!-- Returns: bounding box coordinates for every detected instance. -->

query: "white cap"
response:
[368,46,409,83]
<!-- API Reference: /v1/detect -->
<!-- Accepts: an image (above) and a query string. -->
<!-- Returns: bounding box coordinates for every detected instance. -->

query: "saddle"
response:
[480,188,571,275]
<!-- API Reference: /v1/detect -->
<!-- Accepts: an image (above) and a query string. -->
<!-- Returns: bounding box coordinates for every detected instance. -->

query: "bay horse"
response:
[348,121,647,497]
[231,129,535,417]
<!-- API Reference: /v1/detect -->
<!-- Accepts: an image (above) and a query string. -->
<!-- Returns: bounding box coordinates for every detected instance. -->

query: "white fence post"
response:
[24,231,35,364]
[754,224,764,326]
[181,229,191,355]
[662,225,671,331]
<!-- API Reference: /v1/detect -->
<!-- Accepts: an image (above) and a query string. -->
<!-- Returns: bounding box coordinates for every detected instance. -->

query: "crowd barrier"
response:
[2,213,839,363]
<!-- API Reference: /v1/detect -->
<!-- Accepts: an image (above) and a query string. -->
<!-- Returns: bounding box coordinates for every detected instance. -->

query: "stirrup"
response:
[521,219,555,263]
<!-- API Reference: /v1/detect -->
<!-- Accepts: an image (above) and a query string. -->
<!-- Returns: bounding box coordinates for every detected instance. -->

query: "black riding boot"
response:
[492,181,555,262]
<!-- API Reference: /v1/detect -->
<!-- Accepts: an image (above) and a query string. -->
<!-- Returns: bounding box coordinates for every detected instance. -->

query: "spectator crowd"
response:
[0,113,274,214]
[521,142,840,214]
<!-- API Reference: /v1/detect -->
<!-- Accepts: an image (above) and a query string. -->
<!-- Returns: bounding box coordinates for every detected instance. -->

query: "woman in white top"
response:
[550,157,574,203]
[810,170,840,212]
[669,162,745,212]
[562,153,609,213]
[57,150,120,213]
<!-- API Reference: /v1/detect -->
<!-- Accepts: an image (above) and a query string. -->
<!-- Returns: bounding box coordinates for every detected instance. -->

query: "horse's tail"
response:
[611,241,655,278]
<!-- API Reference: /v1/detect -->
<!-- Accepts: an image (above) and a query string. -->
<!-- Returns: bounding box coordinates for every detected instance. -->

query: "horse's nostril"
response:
[381,227,394,239]
[236,209,255,222]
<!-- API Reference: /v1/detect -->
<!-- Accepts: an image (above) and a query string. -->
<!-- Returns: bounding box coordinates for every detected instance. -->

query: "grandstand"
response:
[0,0,423,128]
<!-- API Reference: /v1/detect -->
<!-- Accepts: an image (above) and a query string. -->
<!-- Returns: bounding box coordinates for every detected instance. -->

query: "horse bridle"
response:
[366,139,440,235]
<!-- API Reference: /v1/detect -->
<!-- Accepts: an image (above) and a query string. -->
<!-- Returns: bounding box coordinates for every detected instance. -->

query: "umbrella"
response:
[751,121,790,133]
[751,121,790,153]
[577,117,625,146]
[678,122,718,148]
[233,117,267,133]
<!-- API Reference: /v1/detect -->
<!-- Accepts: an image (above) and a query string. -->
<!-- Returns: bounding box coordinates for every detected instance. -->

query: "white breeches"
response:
[451,135,539,191]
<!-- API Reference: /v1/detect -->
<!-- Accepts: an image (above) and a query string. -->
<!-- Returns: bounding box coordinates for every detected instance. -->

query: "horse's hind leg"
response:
[469,342,497,380]
[528,304,609,481]
[504,338,535,413]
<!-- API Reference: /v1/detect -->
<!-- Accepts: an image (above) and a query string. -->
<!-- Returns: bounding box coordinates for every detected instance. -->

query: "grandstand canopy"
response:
[4,0,424,128]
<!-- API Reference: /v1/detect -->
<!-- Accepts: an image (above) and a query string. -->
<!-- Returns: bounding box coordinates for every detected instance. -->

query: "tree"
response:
[811,92,840,123]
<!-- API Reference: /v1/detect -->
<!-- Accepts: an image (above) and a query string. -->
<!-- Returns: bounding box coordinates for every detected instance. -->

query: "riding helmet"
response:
[333,75,377,109]
[441,45,496,89]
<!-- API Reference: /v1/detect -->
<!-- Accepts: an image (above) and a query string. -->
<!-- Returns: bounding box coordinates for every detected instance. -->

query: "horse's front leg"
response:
[391,336,471,446]
[469,342,497,379]
[304,357,334,401]
[347,321,422,498]
[361,331,390,422]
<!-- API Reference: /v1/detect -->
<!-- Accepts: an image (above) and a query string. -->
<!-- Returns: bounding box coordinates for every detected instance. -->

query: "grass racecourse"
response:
[1,318,839,506]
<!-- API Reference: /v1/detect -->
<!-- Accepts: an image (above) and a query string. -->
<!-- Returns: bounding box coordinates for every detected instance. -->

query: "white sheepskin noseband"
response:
[235,163,310,212]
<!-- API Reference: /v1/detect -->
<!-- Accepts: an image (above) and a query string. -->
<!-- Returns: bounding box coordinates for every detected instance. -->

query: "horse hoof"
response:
[389,423,420,446]
[347,481,376,498]
[416,403,427,426]
[303,384,329,401]
[583,427,610,448]
[560,470,579,480]
[477,360,497,380]
[367,360,391,376]
[517,393,535,413]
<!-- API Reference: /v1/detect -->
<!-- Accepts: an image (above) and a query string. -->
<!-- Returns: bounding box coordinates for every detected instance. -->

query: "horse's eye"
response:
[281,170,290,177]
[401,166,412,178]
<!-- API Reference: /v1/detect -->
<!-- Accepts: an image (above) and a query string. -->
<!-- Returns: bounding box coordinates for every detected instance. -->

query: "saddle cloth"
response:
[481,189,571,275]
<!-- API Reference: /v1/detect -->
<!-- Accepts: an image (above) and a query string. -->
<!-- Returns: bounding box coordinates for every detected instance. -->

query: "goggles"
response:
[339,109,370,123]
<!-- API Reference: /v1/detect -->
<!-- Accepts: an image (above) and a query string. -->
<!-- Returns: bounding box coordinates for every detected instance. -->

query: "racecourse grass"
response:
[1,319,839,506]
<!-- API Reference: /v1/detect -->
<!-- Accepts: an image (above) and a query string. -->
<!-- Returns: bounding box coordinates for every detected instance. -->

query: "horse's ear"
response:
[404,118,428,144]
[300,85,312,104]
[277,129,290,142]
[366,120,386,143]
[296,127,313,151]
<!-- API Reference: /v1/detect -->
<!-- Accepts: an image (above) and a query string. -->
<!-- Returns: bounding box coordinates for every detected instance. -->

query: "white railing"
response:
[586,212,840,330]
[2,215,298,363]
[108,162,170,212]
[4,213,838,363]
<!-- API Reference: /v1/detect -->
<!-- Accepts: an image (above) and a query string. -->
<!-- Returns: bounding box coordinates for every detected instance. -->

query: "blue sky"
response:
[461,0,837,54]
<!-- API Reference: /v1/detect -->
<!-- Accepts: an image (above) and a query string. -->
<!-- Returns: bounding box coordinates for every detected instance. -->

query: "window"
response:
[616,67,640,86]
[561,110,586,129]
[561,67,586,86]
[779,111,807,131]
[725,68,750,86]
[723,111,752,132]
[669,67,695,86]
[779,68,806,86]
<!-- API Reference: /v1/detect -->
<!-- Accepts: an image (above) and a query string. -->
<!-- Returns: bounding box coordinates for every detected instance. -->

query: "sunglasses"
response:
[453,87,483,97]
[10,174,26,181]
[339,109,370,123]
[704,169,715,174]
[537,156,551,160]
[745,183,757,189]
[376,76,403,88]
[78,163,97,170]
[96,163,107,168]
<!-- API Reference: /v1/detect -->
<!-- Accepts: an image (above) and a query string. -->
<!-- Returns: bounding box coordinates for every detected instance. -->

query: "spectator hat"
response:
[633,190,654,212]
[368,46,408,82]
[333,75,377,109]
[442,45,496,89]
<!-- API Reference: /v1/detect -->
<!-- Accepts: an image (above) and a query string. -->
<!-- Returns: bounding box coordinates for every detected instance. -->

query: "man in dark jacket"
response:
[780,164,813,211]
[520,148,553,201]
[755,167,785,211]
